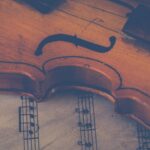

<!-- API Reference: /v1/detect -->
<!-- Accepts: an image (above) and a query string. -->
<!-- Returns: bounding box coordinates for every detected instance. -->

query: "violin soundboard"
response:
[0,0,150,148]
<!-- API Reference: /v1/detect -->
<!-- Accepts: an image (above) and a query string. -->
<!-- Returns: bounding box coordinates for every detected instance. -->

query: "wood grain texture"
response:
[0,0,150,128]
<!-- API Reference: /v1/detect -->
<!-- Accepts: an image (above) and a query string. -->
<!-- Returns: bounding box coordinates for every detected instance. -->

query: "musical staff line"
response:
[137,123,150,150]
[18,95,40,150]
[76,93,98,150]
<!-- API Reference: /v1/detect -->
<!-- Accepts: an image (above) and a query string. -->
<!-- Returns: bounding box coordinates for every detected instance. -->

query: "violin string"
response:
[57,8,122,35]
[71,0,126,18]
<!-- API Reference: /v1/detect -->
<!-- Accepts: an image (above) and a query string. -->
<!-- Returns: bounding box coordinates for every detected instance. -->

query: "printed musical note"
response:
[78,141,92,147]
[78,122,92,129]
[18,95,40,150]
[76,94,98,150]
[75,108,89,114]
[29,130,33,135]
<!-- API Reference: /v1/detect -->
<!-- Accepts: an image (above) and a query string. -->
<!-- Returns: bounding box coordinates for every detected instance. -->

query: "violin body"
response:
[0,0,150,128]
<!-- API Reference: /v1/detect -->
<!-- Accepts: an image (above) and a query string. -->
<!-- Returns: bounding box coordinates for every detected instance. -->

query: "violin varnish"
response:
[17,0,65,13]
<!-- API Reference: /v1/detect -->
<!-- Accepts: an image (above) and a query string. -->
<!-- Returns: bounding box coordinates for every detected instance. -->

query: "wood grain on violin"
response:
[0,0,150,128]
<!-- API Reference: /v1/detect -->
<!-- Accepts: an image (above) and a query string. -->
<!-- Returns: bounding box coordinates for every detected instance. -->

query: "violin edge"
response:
[0,57,150,129]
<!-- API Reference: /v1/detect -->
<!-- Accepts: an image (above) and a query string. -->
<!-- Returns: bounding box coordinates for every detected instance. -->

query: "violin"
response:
[0,0,150,129]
